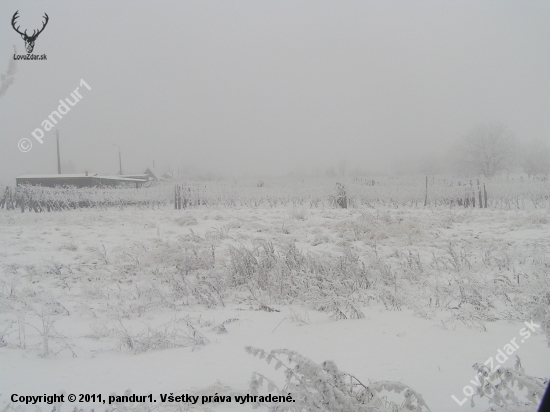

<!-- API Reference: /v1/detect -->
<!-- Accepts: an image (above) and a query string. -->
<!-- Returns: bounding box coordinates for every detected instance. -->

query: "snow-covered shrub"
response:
[246,346,431,411]
[289,208,308,220]
[174,215,198,226]
[116,318,209,354]
[227,242,370,318]
[59,242,78,251]
[530,293,550,347]
[311,234,330,246]
[470,357,547,410]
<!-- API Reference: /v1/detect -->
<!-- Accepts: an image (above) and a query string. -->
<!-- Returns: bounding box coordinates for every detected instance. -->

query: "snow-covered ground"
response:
[1,206,549,411]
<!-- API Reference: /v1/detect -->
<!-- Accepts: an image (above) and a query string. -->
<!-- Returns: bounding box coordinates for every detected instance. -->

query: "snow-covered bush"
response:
[246,346,431,411]
[228,242,369,318]
[470,357,547,410]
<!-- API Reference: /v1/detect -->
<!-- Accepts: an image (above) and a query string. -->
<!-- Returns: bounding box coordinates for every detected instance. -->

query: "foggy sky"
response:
[1,1,550,184]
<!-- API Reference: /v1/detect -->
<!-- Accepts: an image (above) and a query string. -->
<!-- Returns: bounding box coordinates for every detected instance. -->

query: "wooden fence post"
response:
[424,176,428,207]
[175,184,181,210]
[478,179,482,208]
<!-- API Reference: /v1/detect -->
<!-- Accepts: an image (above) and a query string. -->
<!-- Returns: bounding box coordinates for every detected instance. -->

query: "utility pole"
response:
[113,144,122,175]
[56,129,61,174]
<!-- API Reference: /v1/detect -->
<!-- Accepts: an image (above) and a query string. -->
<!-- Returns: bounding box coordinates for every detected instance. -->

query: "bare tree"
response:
[0,46,17,99]
[521,139,550,177]
[456,123,518,177]
[338,159,348,178]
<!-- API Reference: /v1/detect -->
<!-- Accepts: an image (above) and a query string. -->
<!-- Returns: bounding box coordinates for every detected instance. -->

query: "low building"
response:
[16,174,148,188]
[143,167,163,181]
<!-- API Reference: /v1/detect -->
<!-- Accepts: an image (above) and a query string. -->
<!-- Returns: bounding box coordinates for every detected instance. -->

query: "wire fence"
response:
[1,175,549,212]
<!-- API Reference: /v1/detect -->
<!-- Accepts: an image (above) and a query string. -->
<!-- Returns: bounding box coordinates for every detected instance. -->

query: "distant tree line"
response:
[455,123,550,178]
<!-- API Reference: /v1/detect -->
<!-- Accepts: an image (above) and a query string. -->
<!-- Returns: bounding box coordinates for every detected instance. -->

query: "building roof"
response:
[143,167,162,180]
[17,174,97,178]
[93,176,148,183]
[16,174,148,184]
[119,174,150,180]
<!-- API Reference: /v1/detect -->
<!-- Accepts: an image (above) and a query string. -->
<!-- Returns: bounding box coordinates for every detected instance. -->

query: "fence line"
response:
[2,176,549,213]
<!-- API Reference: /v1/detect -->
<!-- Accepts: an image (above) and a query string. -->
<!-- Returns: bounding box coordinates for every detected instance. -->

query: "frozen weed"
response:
[174,215,198,226]
[470,357,547,409]
[288,208,308,220]
[246,346,431,411]
[209,318,239,334]
[59,242,78,251]
[311,234,330,246]
[116,317,209,354]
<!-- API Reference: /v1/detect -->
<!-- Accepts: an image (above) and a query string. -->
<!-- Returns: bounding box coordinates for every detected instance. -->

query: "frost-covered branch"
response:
[0,46,17,99]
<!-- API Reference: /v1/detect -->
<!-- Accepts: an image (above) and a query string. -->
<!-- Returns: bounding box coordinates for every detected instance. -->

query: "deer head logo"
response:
[11,11,49,54]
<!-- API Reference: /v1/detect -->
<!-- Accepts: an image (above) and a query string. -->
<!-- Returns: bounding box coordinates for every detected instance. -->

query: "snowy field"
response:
[1,205,549,411]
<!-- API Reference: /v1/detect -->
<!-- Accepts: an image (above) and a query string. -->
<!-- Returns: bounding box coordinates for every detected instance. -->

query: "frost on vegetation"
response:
[529,293,550,347]
[311,234,330,246]
[174,215,198,226]
[470,357,547,411]
[522,211,549,226]
[228,242,369,319]
[6,175,550,212]
[289,208,308,220]
[226,240,550,325]
[0,302,76,358]
[335,211,424,242]
[59,242,78,251]
[115,317,209,354]
[137,240,215,272]
[246,346,431,412]
[1,230,550,357]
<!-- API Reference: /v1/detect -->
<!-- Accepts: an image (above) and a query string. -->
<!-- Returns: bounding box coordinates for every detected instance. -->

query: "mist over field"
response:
[2,3,550,412]
[1,1,550,184]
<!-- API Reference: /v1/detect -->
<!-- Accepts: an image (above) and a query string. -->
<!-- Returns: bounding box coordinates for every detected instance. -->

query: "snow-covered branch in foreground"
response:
[0,46,17,99]
[246,346,431,412]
